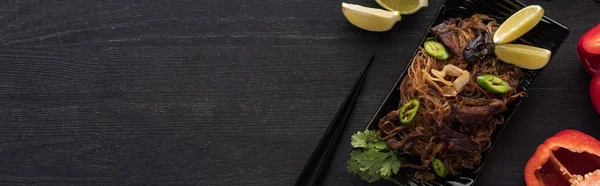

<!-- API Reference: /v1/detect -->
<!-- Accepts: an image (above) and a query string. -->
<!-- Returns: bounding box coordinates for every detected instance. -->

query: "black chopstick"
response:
[295,54,374,186]
[312,67,365,185]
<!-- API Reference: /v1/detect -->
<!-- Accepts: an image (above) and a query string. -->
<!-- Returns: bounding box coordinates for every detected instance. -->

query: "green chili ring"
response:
[476,74,511,93]
[432,159,448,178]
[423,40,450,60]
[399,99,420,125]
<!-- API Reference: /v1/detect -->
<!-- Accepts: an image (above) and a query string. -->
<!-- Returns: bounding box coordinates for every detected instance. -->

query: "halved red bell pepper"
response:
[590,76,600,115]
[578,23,600,76]
[524,129,600,186]
[578,23,600,115]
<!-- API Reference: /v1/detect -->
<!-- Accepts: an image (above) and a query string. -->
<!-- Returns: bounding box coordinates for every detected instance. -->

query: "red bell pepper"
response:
[578,24,600,115]
[578,23,600,75]
[591,76,600,114]
[524,129,600,186]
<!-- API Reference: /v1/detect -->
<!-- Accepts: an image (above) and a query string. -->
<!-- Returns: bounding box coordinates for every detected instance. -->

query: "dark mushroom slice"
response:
[464,29,495,63]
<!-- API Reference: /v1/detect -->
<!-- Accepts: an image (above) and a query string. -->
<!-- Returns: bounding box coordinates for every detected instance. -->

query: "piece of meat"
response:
[508,77,520,88]
[450,99,504,133]
[440,18,460,27]
[378,110,400,135]
[385,130,424,151]
[377,110,415,150]
[431,19,462,56]
[458,15,489,30]
[445,153,479,174]
[414,171,436,183]
[435,120,481,171]
[435,120,480,155]
[378,110,398,126]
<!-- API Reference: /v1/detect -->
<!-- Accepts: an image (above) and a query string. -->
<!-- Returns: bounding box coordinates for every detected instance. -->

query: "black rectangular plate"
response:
[363,0,569,185]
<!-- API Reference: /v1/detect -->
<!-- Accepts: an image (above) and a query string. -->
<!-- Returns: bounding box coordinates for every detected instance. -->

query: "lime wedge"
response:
[342,2,401,32]
[494,44,551,70]
[375,0,428,15]
[493,5,544,44]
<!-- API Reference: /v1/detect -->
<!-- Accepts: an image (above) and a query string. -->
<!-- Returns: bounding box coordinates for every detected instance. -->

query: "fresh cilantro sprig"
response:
[346,129,402,183]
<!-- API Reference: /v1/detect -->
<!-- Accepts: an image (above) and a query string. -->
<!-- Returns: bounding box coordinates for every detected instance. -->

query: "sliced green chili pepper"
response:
[423,40,450,60]
[432,159,448,178]
[399,99,420,125]
[476,74,511,93]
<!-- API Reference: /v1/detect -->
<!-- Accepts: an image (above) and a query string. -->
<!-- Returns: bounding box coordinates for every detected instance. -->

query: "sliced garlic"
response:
[424,70,444,93]
[426,64,470,97]
[453,73,470,92]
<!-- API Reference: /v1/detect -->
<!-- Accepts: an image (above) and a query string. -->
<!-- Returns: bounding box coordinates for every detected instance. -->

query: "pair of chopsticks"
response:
[295,54,374,186]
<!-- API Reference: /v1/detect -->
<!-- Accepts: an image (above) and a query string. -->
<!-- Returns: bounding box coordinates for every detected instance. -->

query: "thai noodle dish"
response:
[347,13,535,183]
[381,13,524,175]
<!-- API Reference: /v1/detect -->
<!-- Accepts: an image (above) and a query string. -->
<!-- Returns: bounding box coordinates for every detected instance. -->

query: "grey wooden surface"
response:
[0,0,599,185]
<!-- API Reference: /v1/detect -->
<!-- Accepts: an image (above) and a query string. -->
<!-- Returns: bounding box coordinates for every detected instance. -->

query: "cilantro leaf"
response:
[346,150,362,174]
[380,155,402,177]
[351,130,382,149]
[350,131,368,148]
[370,140,388,150]
[361,150,389,175]
[360,172,381,183]
[346,129,404,183]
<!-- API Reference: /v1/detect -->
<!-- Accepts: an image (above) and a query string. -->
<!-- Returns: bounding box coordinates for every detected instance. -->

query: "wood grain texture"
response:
[0,0,598,185]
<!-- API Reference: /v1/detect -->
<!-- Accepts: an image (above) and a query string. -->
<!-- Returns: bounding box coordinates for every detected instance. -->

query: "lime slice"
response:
[493,5,544,44]
[494,44,551,70]
[341,2,401,32]
[375,0,428,15]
